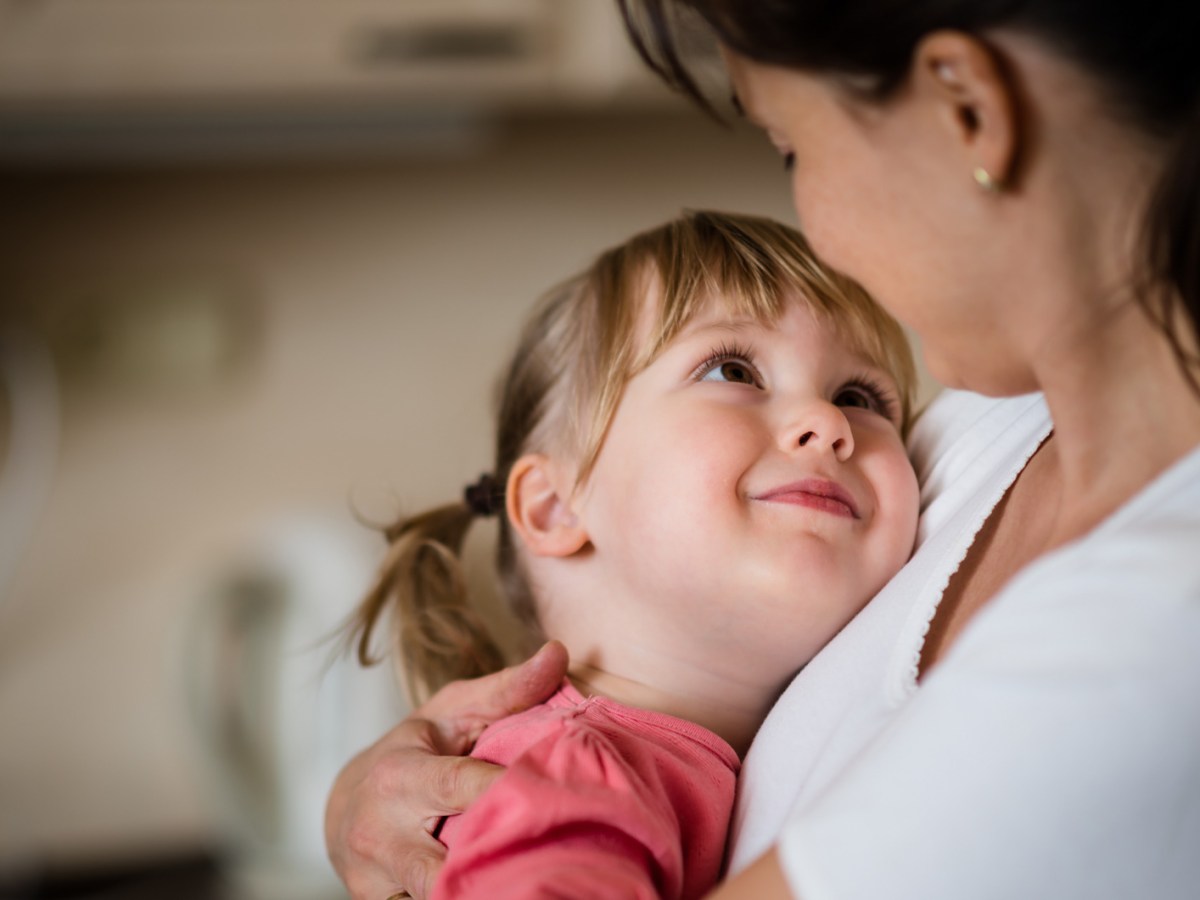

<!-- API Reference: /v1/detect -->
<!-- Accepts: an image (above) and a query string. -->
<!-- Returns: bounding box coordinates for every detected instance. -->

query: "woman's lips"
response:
[754,478,860,518]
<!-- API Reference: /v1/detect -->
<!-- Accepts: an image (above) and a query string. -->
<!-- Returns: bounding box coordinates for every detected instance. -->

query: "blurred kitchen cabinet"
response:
[0,0,668,112]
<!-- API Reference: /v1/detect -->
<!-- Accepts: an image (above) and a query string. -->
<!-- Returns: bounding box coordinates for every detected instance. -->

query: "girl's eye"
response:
[695,345,763,388]
[833,378,898,422]
[702,359,759,386]
[834,386,875,409]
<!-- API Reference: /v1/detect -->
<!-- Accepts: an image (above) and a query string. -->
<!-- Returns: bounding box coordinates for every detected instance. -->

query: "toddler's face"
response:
[571,293,919,680]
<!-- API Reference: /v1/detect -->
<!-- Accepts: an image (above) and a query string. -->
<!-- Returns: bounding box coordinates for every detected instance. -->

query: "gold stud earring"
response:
[973,166,1003,193]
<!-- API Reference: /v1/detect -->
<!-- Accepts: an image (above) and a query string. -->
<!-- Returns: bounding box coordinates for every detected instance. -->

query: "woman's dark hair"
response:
[618,0,1200,392]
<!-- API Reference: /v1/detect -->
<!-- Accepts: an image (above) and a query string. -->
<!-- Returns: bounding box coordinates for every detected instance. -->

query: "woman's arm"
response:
[324,641,569,900]
[707,850,794,900]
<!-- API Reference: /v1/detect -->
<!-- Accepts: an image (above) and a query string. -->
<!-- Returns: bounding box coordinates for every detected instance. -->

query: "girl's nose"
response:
[781,402,855,462]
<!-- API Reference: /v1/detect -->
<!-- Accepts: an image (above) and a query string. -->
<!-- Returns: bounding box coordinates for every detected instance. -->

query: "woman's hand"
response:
[706,849,794,900]
[324,641,570,900]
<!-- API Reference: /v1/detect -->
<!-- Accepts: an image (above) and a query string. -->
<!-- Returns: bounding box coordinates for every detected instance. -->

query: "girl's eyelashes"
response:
[833,376,900,424]
[690,346,900,424]
[693,343,763,388]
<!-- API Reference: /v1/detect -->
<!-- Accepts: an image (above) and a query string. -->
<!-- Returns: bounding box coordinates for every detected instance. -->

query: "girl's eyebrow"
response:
[677,316,762,340]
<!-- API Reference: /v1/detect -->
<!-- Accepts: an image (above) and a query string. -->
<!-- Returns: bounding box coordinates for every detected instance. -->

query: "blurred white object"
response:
[183,517,406,899]
[0,325,60,612]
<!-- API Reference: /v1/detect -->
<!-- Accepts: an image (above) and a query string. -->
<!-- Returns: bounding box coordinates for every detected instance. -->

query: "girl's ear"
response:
[506,454,590,557]
[913,30,1019,190]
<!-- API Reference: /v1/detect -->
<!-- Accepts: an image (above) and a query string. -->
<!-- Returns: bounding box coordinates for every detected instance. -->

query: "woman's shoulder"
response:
[909,390,1050,509]
[908,389,1047,466]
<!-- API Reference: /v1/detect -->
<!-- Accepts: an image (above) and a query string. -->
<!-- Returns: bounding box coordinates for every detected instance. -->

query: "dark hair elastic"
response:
[464,473,501,518]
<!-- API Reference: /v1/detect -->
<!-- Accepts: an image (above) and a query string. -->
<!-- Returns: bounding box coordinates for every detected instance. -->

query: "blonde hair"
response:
[347,210,917,704]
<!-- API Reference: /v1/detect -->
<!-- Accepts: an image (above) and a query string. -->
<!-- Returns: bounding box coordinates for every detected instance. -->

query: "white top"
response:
[730,389,1200,898]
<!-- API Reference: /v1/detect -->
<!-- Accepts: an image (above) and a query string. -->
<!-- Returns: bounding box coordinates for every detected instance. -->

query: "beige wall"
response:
[0,110,936,877]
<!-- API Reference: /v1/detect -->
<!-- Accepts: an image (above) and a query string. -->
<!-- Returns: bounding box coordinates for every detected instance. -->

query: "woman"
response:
[325,2,1200,898]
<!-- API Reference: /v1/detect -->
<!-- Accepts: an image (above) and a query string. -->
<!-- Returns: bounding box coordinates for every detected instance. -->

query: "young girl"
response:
[346,210,920,900]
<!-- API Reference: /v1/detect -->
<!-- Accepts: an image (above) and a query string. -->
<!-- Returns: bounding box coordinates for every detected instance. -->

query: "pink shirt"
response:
[432,680,740,900]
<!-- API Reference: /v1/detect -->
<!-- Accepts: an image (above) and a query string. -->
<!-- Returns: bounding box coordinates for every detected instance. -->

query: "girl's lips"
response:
[754,478,860,519]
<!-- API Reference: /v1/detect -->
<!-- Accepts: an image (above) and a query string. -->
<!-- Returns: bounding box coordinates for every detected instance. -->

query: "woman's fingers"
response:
[332,728,509,899]
[420,640,570,747]
[346,829,447,900]
[377,733,507,818]
[391,833,451,900]
[326,642,570,900]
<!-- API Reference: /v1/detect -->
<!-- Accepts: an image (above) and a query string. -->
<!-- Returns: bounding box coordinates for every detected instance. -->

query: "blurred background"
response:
[0,2,935,898]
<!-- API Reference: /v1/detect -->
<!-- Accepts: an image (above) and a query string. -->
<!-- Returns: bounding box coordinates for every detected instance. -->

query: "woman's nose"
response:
[781,402,855,461]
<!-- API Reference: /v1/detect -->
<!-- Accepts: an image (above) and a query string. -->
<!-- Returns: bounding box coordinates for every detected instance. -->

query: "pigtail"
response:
[349,499,506,706]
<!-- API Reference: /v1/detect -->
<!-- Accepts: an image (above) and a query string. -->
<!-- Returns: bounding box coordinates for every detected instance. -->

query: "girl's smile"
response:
[751,477,860,519]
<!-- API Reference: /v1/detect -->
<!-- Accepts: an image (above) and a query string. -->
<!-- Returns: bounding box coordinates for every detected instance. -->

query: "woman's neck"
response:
[1032,299,1200,549]
[1018,88,1200,542]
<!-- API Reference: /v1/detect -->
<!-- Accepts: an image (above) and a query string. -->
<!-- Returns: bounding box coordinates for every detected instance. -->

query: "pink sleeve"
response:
[431,721,690,900]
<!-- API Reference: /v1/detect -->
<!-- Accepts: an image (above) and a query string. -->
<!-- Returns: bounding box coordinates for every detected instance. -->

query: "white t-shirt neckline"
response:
[729,390,1053,871]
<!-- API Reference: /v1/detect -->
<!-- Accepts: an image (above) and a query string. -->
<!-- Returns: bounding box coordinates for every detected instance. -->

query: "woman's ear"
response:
[506,454,590,558]
[914,30,1019,190]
